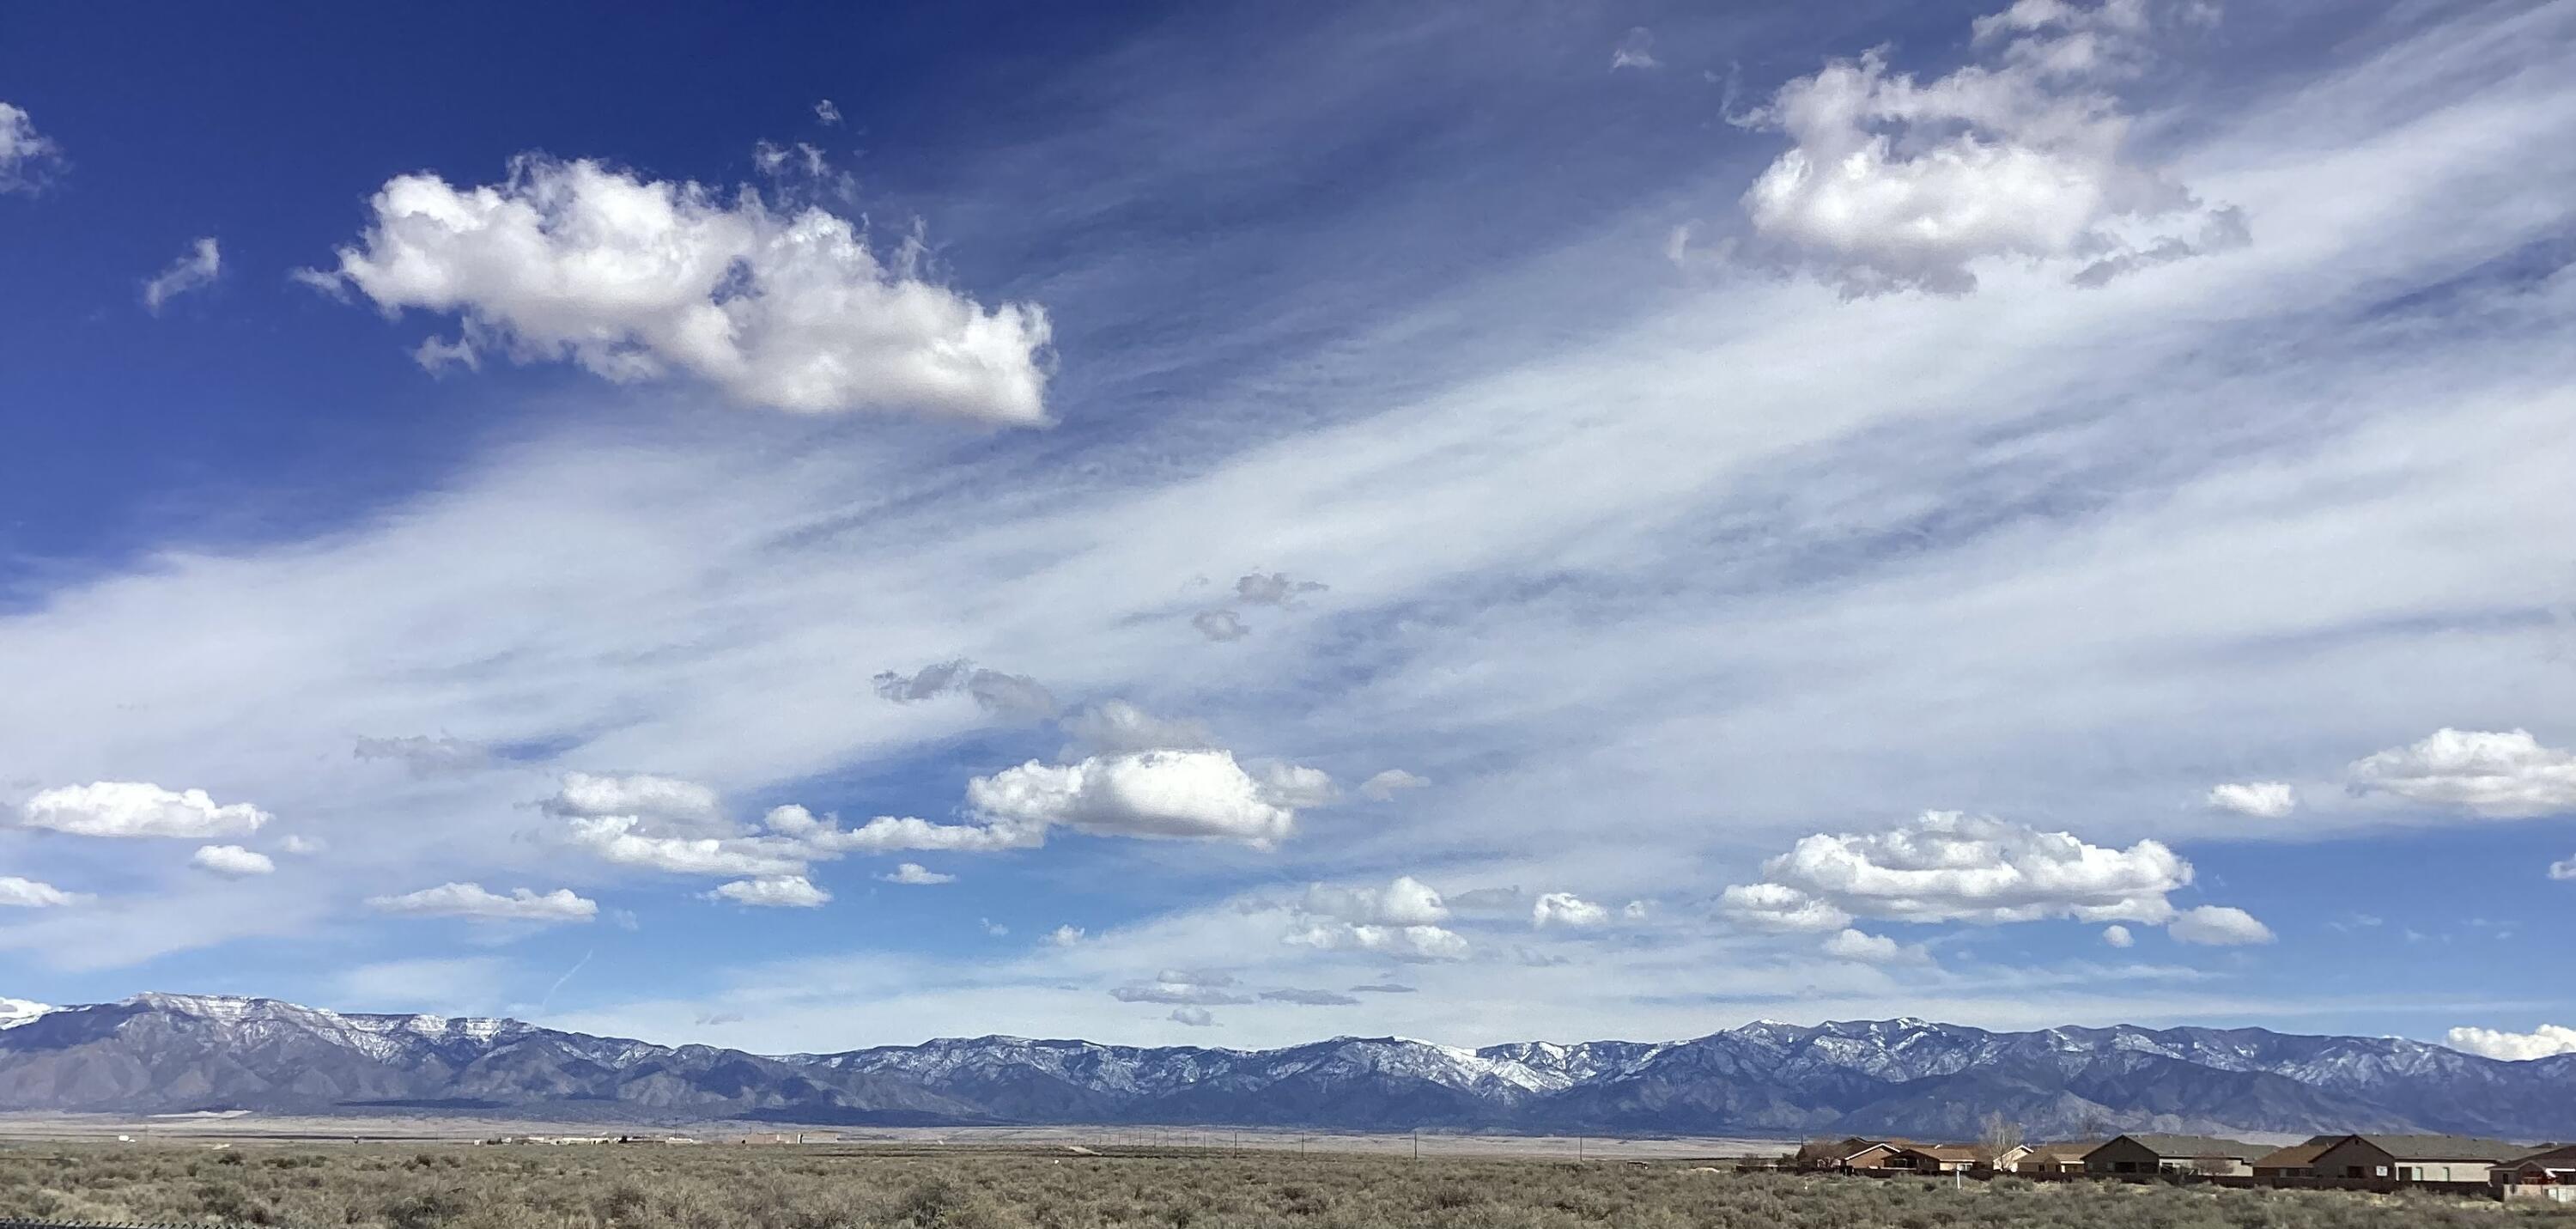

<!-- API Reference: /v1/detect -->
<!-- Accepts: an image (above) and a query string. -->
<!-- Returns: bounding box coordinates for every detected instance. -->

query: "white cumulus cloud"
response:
[1821,928,1929,964]
[2166,903,2275,946]
[1531,892,1610,928]
[301,155,1051,424]
[544,771,728,836]
[1167,1007,1218,1027]
[2446,1024,2576,1062]
[2207,781,2298,818]
[368,882,598,923]
[1255,762,1339,808]
[707,874,831,908]
[188,844,274,879]
[878,862,956,885]
[1720,882,1855,933]
[2348,728,2576,818]
[1722,811,2191,931]
[0,102,61,193]
[2102,924,2136,947]
[2550,855,2575,881]
[1303,875,1449,926]
[1285,921,1469,962]
[764,805,1041,855]
[1736,0,2239,294]
[566,815,811,877]
[18,782,270,839]
[141,238,221,313]
[966,749,1312,845]
[0,876,88,908]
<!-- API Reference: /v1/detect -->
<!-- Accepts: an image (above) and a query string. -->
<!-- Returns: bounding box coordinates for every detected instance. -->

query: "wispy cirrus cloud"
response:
[140,238,221,313]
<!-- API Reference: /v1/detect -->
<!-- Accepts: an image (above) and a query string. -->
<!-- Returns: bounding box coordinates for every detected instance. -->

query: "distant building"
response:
[1900,1145,1988,1173]
[2308,1135,2517,1183]
[2251,1136,2341,1177]
[2019,1141,2098,1174]
[1793,1138,1873,1170]
[2084,1134,2268,1177]
[2493,1145,2576,1202]
[1984,1144,2034,1172]
[1839,1141,1923,1171]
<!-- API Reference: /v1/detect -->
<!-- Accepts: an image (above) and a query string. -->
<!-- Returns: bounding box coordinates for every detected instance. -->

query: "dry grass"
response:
[0,1144,2568,1229]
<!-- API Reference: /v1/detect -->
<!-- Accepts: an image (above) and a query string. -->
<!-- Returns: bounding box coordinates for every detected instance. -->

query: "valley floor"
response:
[0,1142,2570,1229]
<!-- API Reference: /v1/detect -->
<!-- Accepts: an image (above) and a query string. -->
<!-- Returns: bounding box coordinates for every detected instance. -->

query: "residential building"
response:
[1841,1141,1924,1171]
[1984,1143,2035,1171]
[1792,1137,1893,1171]
[2083,1134,2268,1177]
[2019,1141,2098,1174]
[1900,1145,1985,1173]
[2251,1135,2341,1178]
[2308,1135,2517,1183]
[2493,1145,2576,1202]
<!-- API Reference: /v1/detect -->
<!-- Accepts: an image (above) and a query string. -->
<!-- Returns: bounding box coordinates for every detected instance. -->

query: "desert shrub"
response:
[0,1142,2558,1229]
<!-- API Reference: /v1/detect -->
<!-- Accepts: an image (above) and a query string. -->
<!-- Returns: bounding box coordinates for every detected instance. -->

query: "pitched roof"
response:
[2025,1141,2100,1159]
[2348,1135,2518,1162]
[2506,1145,2576,1169]
[2251,1141,2335,1170]
[2113,1134,2269,1161]
[1907,1145,1984,1162]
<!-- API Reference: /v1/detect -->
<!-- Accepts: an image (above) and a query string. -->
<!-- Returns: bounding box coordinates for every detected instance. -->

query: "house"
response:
[1842,1141,1925,1171]
[1985,1144,2035,1172]
[2084,1134,2269,1177]
[2308,1134,2517,1184]
[2492,1145,2576,1202]
[2020,1141,2099,1174]
[2251,1135,2342,1178]
[1900,1145,1986,1173]
[1792,1137,1891,1171]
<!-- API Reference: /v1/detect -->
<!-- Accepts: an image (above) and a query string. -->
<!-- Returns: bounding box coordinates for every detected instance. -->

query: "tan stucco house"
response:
[2309,1135,2517,1183]
[2084,1134,2267,1176]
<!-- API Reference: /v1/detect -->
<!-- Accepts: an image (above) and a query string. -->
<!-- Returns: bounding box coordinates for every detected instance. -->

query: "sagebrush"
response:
[0,1144,2568,1229]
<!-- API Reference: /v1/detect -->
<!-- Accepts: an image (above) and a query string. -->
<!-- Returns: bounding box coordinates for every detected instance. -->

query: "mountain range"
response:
[3,993,2573,1141]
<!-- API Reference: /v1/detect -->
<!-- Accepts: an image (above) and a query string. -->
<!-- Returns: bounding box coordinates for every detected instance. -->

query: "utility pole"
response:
[1577,1135,1584,1163]
[1412,1129,1419,1162]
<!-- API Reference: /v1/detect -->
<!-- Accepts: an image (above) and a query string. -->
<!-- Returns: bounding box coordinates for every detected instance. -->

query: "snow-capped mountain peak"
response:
[0,998,55,1030]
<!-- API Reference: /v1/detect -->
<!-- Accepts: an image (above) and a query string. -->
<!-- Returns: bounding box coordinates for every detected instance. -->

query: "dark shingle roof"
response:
[2114,1134,2268,1161]
[2349,1135,2518,1161]
[2251,1141,2335,1170]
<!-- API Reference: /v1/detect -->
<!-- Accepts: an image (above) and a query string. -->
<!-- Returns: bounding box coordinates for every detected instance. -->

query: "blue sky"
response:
[2,0,2573,1060]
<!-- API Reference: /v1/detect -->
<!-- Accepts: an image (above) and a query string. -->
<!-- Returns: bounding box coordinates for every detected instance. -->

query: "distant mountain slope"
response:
[6,994,2575,1139]
[0,994,979,1123]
